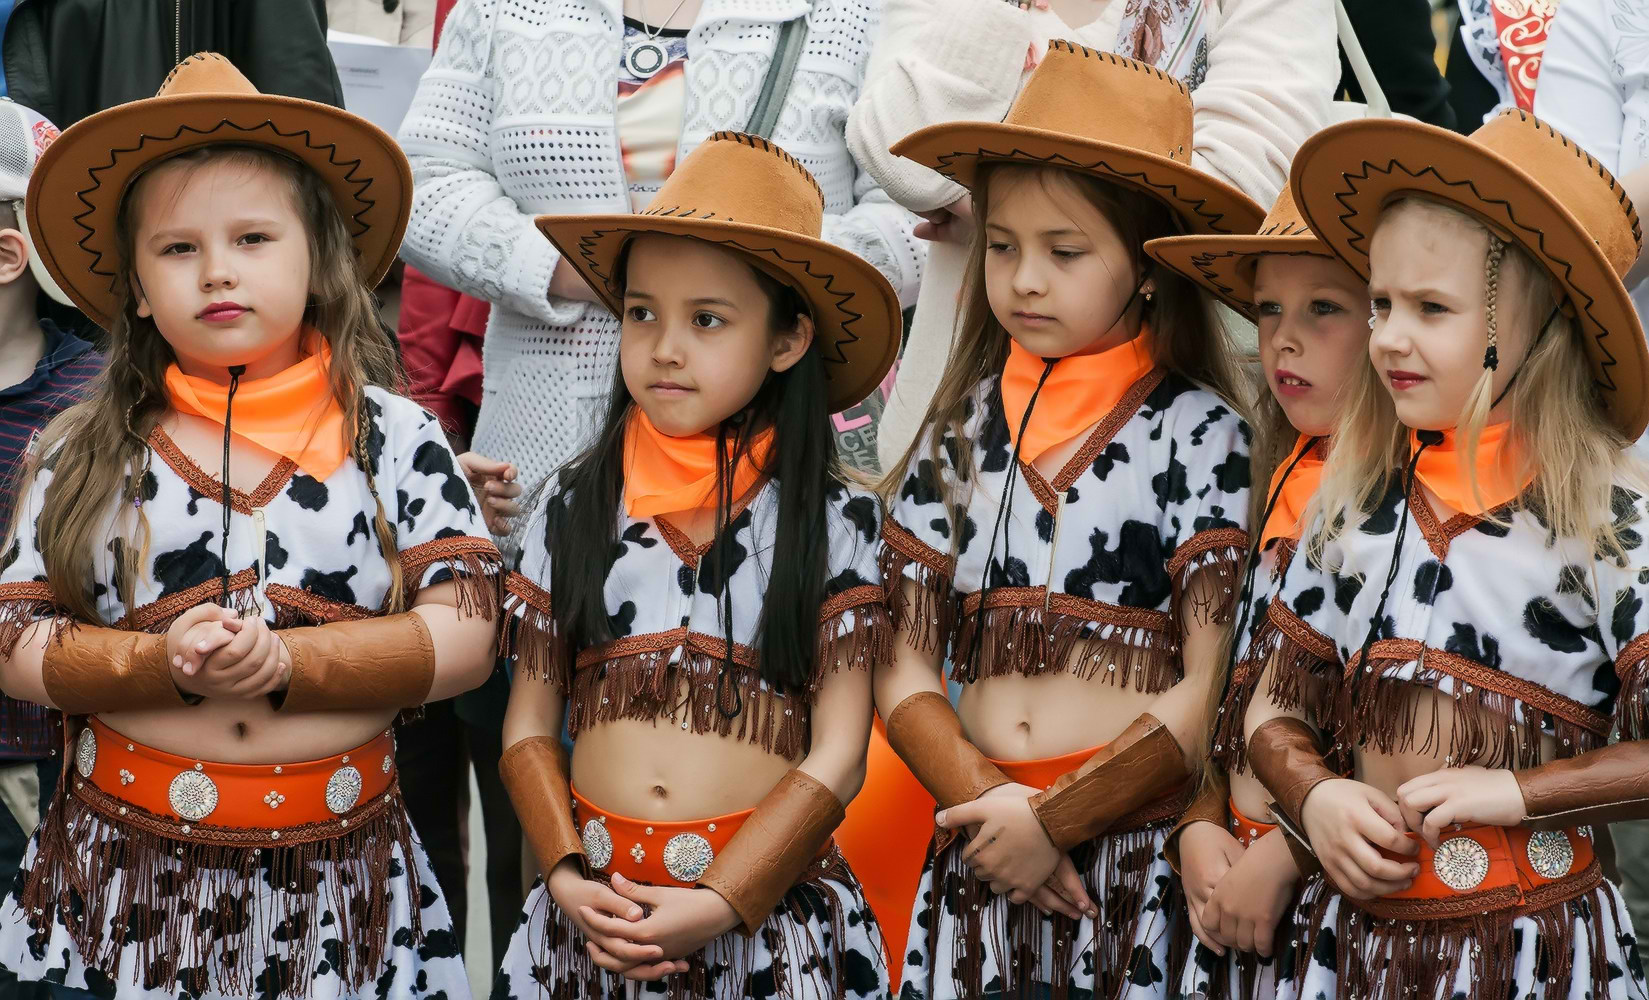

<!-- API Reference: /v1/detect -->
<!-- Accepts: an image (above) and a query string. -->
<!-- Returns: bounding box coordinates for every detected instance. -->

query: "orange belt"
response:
[1228,797,1277,849]
[572,785,781,887]
[1362,823,1600,920]
[987,744,1188,832]
[70,716,397,839]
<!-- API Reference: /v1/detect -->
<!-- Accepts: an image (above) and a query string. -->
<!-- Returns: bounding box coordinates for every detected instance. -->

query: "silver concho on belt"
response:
[325,765,363,815]
[74,728,97,779]
[662,833,714,883]
[1526,829,1575,879]
[582,818,614,870]
[168,770,219,822]
[1433,835,1491,891]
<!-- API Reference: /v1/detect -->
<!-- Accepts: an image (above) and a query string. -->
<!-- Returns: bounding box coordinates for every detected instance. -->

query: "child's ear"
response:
[130,273,153,319]
[0,229,29,286]
[769,313,815,374]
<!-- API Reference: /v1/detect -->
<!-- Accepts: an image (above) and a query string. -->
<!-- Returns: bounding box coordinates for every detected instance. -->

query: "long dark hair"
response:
[542,244,843,695]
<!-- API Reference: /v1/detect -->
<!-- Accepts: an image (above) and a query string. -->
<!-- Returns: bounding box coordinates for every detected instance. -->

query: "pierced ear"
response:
[131,274,153,319]
[769,312,816,374]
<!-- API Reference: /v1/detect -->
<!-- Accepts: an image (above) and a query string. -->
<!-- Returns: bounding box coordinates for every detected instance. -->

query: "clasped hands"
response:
[164,604,289,700]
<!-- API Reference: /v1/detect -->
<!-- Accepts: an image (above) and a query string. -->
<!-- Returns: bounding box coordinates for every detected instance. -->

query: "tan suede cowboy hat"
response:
[1142,185,1334,319]
[538,131,901,414]
[1291,109,1649,439]
[28,52,411,331]
[892,40,1265,236]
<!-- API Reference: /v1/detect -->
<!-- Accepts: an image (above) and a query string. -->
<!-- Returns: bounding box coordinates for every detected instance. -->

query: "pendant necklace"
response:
[626,0,690,80]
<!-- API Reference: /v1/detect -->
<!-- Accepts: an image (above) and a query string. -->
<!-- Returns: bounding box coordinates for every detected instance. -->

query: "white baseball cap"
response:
[0,99,70,306]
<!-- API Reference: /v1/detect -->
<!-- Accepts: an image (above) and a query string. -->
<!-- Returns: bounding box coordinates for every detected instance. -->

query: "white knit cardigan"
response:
[398,0,925,494]
[849,0,1339,470]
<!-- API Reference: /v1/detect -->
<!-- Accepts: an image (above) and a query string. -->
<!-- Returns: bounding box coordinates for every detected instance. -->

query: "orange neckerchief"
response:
[623,410,775,519]
[1411,423,1532,516]
[1001,330,1155,464]
[164,339,347,481]
[1261,435,1326,546]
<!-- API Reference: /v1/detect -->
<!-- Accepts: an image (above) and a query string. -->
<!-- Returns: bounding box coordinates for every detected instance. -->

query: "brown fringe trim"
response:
[1210,616,1283,774]
[1292,861,1620,1000]
[1261,602,1341,718]
[949,588,1178,691]
[879,518,960,656]
[0,581,62,659]
[113,569,261,633]
[1341,640,1608,768]
[502,572,567,687]
[398,534,503,619]
[1169,530,1247,630]
[20,774,421,998]
[927,815,1179,1000]
[1615,633,1649,740]
[522,848,879,999]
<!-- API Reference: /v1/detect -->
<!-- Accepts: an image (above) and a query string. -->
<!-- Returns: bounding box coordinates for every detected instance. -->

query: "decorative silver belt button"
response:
[663,833,714,883]
[74,728,97,779]
[168,770,219,822]
[325,766,363,815]
[582,818,613,870]
[1433,836,1491,891]
[1525,829,1575,879]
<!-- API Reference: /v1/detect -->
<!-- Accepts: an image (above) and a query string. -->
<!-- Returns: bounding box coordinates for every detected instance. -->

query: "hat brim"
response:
[1290,118,1649,439]
[537,214,901,414]
[893,121,1266,236]
[28,93,411,330]
[1144,233,1330,319]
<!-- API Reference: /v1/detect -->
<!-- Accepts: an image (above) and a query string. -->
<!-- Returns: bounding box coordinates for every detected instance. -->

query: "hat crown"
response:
[156,52,261,99]
[1257,185,1312,238]
[1003,41,1193,166]
[1471,109,1642,279]
[639,132,825,238]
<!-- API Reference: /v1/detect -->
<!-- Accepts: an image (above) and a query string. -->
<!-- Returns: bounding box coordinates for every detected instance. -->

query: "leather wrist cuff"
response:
[43,627,191,714]
[499,736,584,877]
[274,613,437,712]
[1247,717,1336,867]
[700,769,843,936]
[1028,713,1189,851]
[885,690,1011,809]
[1516,739,1649,829]
[1163,767,1229,876]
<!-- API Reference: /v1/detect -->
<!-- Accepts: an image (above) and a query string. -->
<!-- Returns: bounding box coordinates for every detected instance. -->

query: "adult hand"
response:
[457,452,523,536]
[913,195,974,245]
[549,259,604,304]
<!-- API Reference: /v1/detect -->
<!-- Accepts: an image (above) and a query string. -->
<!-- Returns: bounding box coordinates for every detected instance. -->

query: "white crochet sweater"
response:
[848,0,1339,470]
[398,0,925,494]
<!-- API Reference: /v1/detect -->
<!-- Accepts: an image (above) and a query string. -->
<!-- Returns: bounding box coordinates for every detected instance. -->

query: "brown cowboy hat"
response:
[892,40,1265,236]
[1290,109,1649,439]
[537,131,900,414]
[1143,184,1335,320]
[27,52,411,331]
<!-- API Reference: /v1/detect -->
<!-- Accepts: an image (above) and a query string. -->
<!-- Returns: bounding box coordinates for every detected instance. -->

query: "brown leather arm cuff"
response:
[1516,740,1649,829]
[499,736,584,877]
[1163,767,1229,876]
[699,769,844,937]
[1027,713,1190,851]
[43,626,193,714]
[885,690,1011,809]
[274,613,437,712]
[1247,717,1335,875]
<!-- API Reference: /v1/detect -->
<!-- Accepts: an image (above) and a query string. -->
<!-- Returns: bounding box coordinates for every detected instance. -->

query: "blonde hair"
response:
[878,163,1245,522]
[1309,197,1644,563]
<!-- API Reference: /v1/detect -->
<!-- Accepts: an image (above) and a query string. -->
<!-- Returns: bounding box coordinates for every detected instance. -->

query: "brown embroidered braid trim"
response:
[1168,529,1247,629]
[0,581,62,658]
[650,477,771,569]
[396,534,503,618]
[110,569,259,633]
[523,845,880,1000]
[1614,632,1649,740]
[880,519,961,656]
[950,587,1178,691]
[147,426,296,515]
[266,583,374,628]
[1342,639,1609,768]
[1291,858,1619,1000]
[21,772,420,999]
[1020,370,1166,515]
[502,572,567,686]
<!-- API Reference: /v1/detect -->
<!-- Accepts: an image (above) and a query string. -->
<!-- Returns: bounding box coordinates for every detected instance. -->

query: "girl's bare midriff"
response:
[958,670,1158,761]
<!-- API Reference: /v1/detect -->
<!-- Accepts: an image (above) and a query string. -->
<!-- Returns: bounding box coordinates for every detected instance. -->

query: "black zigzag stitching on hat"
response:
[570,227,869,377]
[707,130,825,203]
[930,146,1242,233]
[70,118,378,283]
[1182,247,1322,305]
[1328,157,1622,396]
[1046,39,1190,98]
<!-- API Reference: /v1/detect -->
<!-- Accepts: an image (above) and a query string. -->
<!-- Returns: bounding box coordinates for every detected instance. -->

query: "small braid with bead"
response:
[1484,234,1507,371]
[353,390,405,615]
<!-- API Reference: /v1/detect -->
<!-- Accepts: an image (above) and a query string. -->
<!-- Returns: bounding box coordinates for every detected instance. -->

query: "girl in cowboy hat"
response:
[1143,178,1372,999]
[0,53,503,999]
[494,131,897,1000]
[874,40,1265,1000]
[1243,107,1649,1000]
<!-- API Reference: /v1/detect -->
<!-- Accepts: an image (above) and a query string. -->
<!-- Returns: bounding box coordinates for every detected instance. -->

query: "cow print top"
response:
[1259,478,1649,767]
[504,478,890,759]
[882,369,1252,691]
[0,387,501,653]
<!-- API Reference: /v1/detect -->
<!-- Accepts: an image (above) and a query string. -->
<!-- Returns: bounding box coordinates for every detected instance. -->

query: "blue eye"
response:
[1256,300,1282,317]
[1309,300,1344,316]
